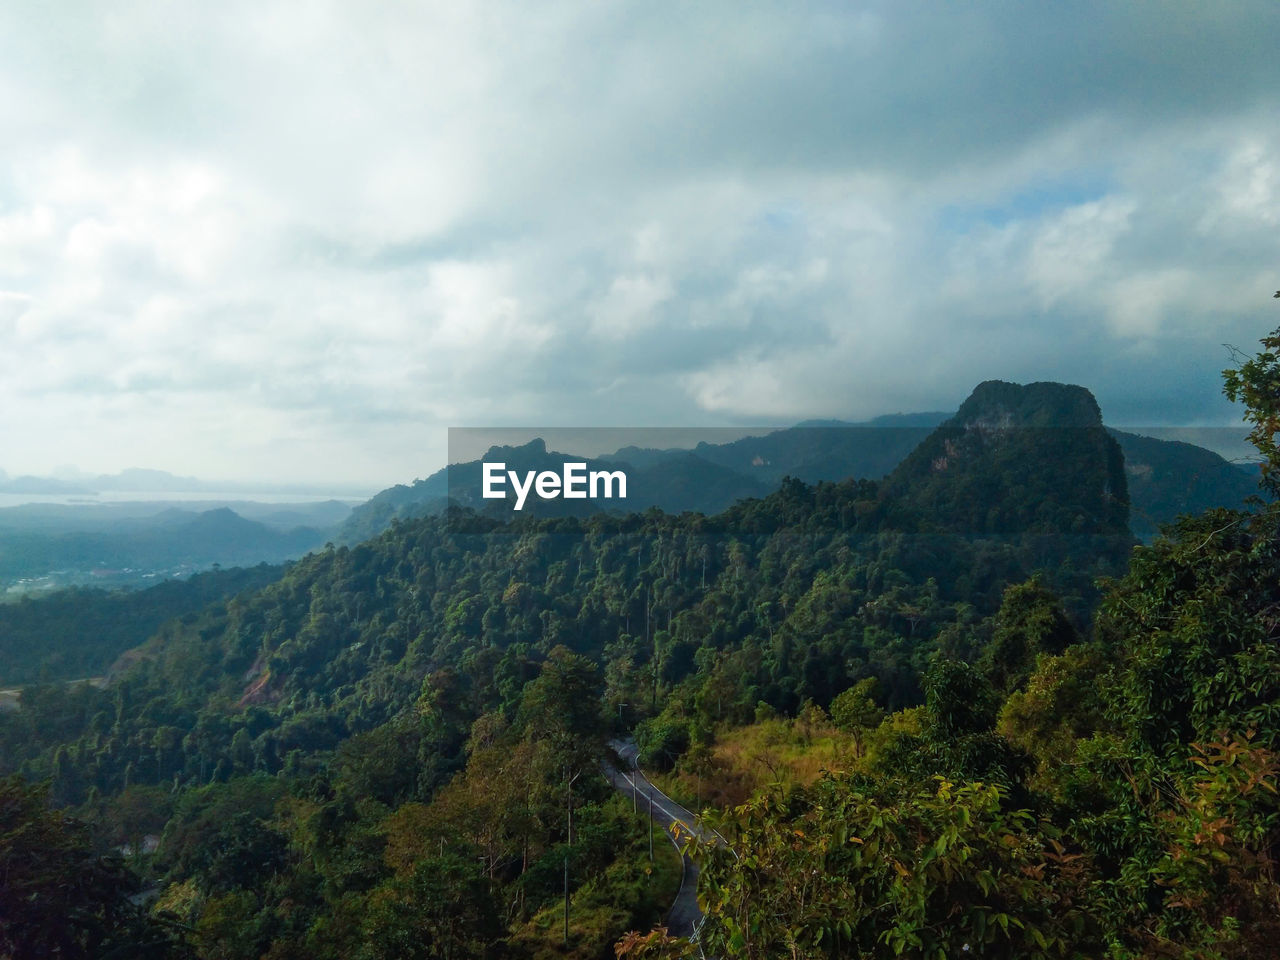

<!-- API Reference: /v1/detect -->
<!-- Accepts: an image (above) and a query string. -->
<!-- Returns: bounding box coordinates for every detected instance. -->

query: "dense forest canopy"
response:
[2,351,1279,959]
[0,564,284,687]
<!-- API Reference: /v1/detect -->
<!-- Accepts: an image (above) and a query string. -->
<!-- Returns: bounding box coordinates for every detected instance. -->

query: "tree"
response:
[1090,325,1280,757]
[361,854,501,960]
[829,677,882,757]
[157,775,288,896]
[0,775,188,959]
[516,645,607,775]
[877,660,1030,793]
[996,645,1104,791]
[1223,324,1280,495]
[1041,321,1280,955]
[691,775,1092,959]
[923,660,998,740]
[979,577,1079,694]
[635,714,690,771]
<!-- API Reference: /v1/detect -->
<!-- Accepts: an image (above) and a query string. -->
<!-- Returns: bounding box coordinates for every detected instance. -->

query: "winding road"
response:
[605,739,710,941]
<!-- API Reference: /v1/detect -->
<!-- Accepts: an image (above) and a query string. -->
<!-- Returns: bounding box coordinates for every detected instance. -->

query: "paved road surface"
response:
[605,739,708,940]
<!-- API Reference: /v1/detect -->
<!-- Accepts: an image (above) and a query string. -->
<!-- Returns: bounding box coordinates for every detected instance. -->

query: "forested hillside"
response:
[0,563,284,686]
[2,358,1278,959]
[1108,429,1258,538]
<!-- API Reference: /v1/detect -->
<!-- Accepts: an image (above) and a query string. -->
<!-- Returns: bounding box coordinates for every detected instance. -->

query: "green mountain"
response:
[0,563,285,687]
[628,452,772,514]
[2,382,1138,786]
[341,390,1250,545]
[881,380,1130,537]
[4,328,1279,960]
[1108,428,1258,538]
[3,374,1269,960]
[686,414,945,486]
[604,415,946,490]
[338,439,625,541]
[339,438,772,541]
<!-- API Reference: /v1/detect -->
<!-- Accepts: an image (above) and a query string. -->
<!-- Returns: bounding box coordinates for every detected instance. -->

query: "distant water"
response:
[0,491,370,509]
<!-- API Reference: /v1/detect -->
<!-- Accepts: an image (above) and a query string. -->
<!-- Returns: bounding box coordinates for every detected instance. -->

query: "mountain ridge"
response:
[340,381,1254,543]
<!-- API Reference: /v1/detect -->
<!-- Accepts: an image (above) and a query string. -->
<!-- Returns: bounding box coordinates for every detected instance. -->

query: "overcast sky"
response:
[1,2,1278,486]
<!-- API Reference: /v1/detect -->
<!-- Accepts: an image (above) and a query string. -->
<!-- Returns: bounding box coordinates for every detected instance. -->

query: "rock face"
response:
[883,381,1130,537]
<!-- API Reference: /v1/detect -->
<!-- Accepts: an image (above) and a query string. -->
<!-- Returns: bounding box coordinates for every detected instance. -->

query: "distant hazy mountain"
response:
[91,468,204,492]
[171,507,319,557]
[0,507,328,587]
[686,423,936,487]
[340,389,1261,543]
[1109,429,1258,538]
[0,499,352,534]
[0,475,95,494]
[244,500,355,530]
[601,413,950,488]
[0,466,375,498]
[339,439,637,541]
[0,467,203,494]
[793,412,952,429]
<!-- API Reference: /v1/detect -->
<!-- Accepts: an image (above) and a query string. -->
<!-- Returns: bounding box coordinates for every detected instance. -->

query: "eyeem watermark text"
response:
[482,462,627,511]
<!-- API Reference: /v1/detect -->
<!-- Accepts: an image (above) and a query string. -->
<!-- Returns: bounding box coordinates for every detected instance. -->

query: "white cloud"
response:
[1204,140,1280,228]
[1105,269,1193,340]
[0,2,1278,483]
[1028,198,1136,310]
[589,273,674,339]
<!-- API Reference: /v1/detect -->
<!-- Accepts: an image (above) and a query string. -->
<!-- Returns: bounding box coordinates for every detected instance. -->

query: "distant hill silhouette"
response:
[0,508,326,584]
[1108,429,1258,538]
[340,386,1258,543]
